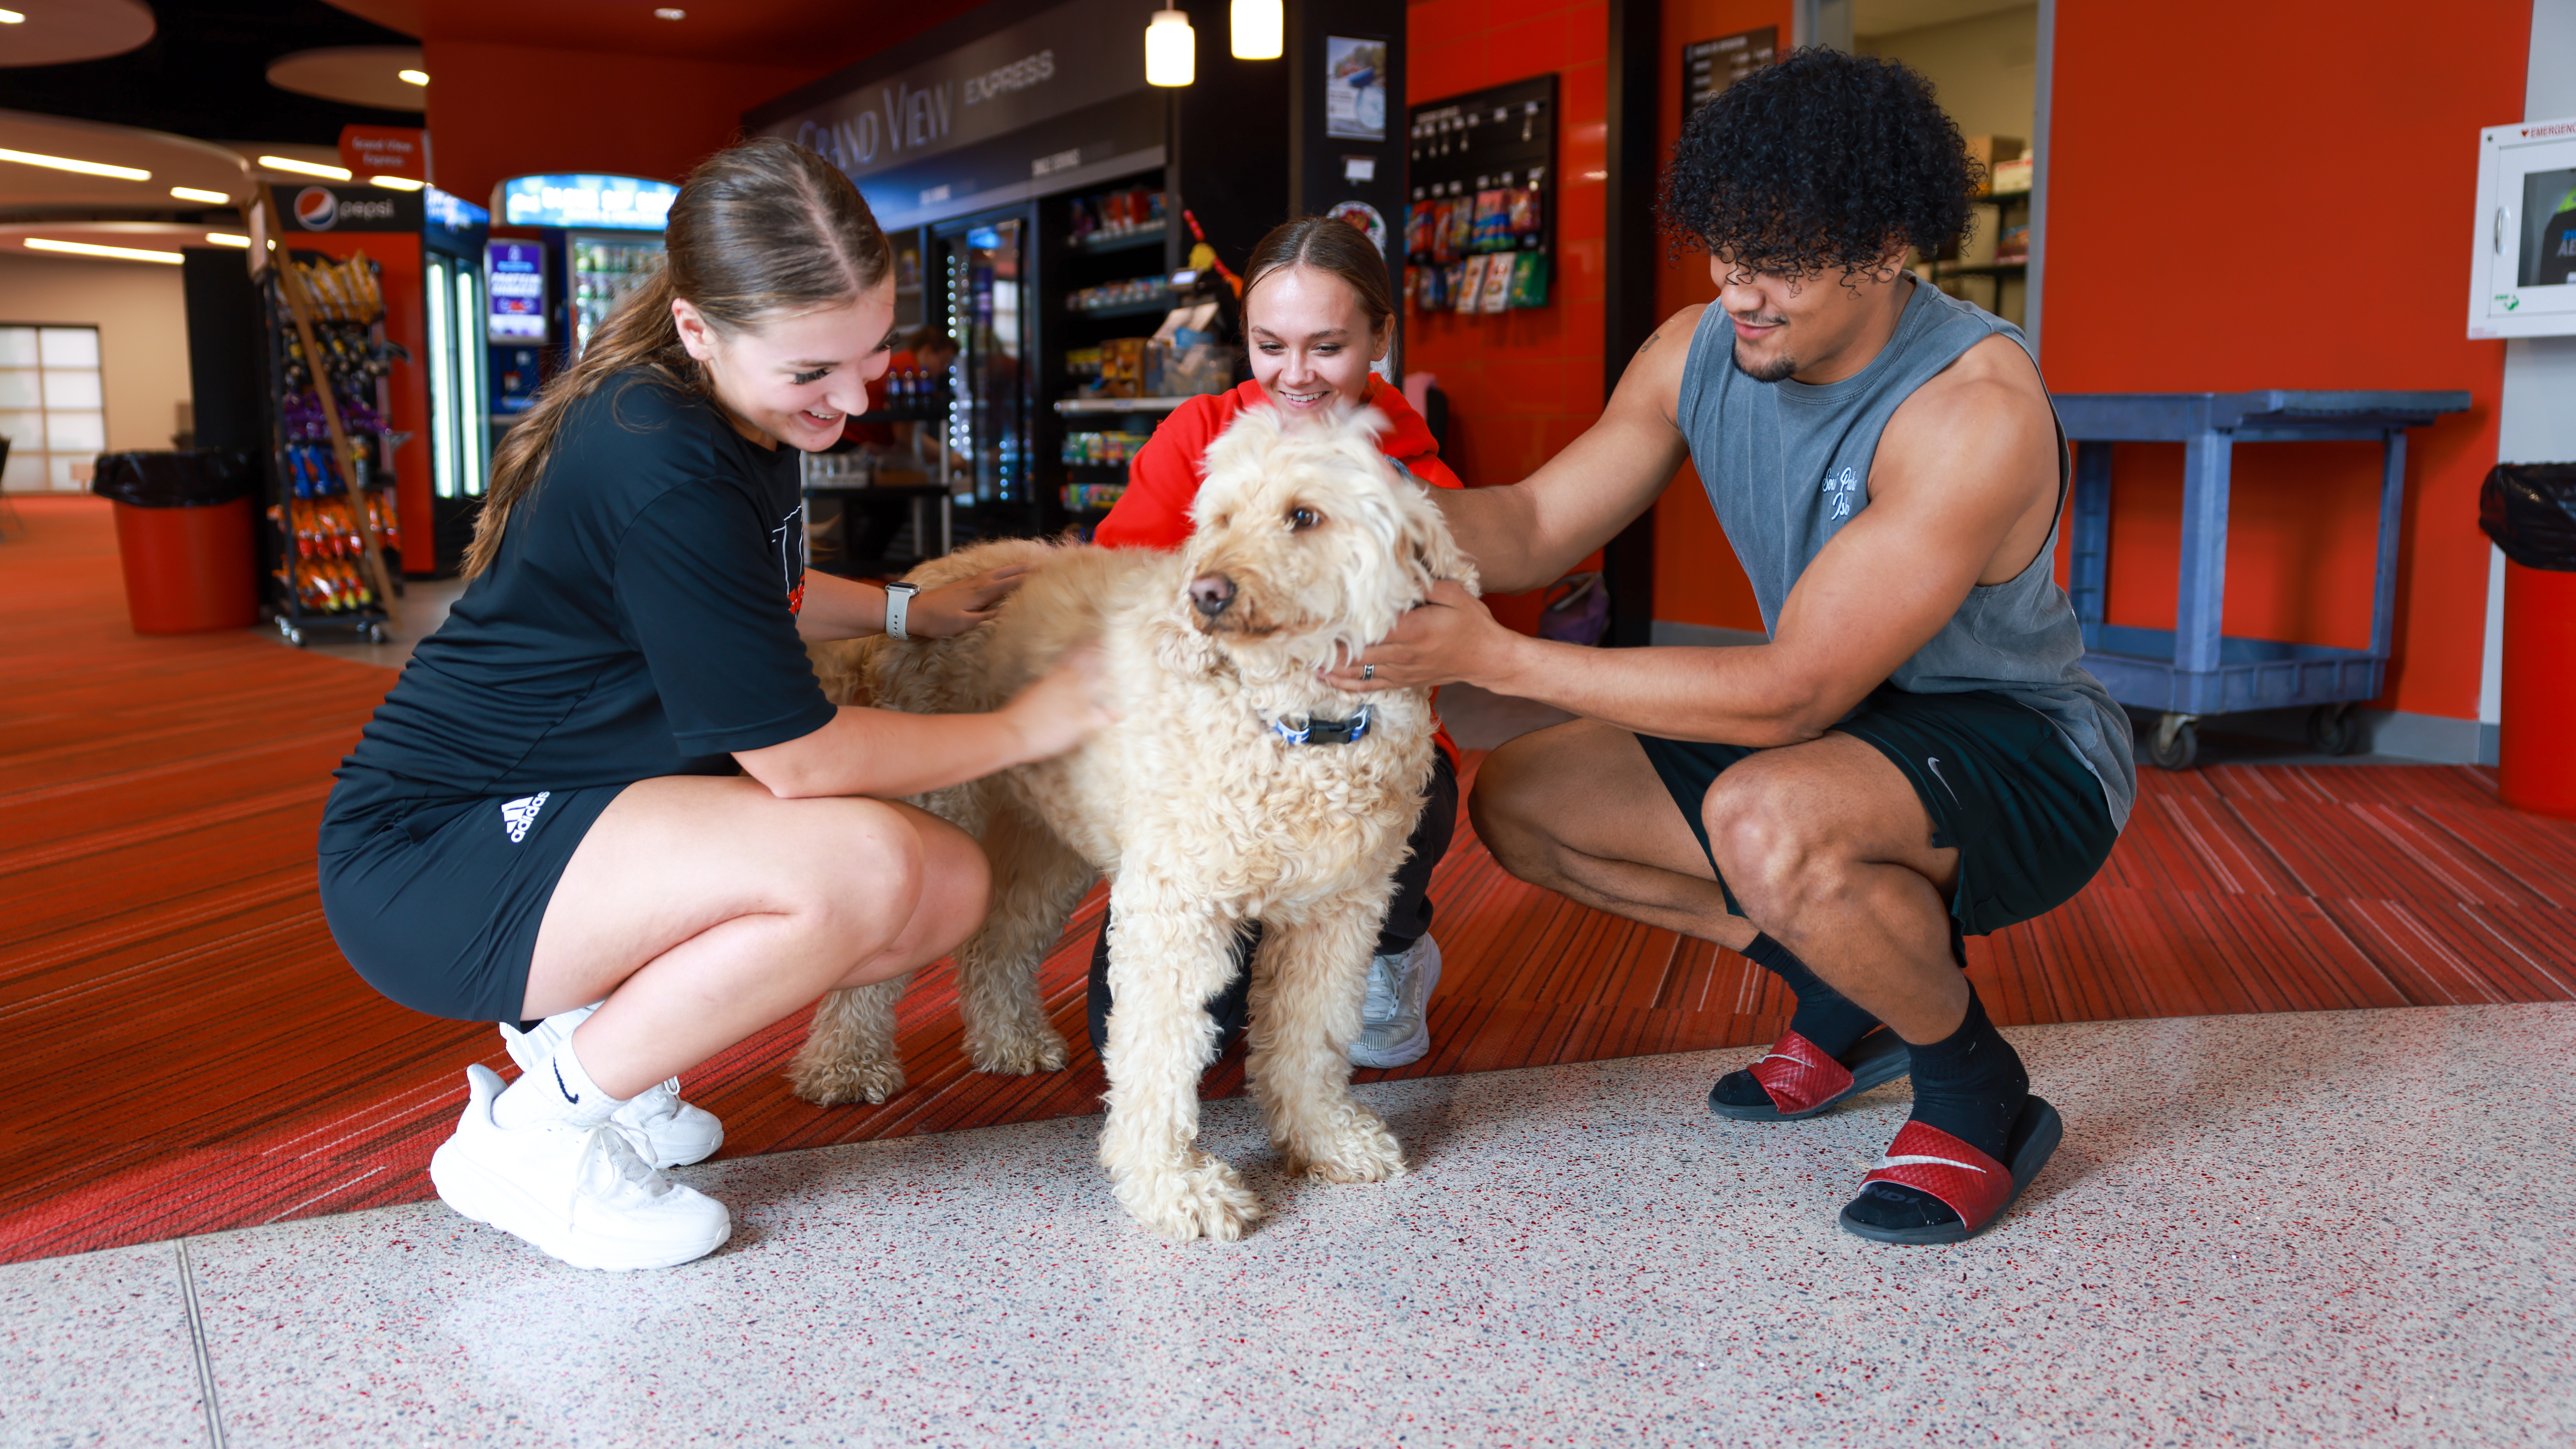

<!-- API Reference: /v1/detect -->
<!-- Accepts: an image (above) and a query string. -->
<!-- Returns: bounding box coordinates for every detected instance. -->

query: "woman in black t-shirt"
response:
[318,139,1109,1272]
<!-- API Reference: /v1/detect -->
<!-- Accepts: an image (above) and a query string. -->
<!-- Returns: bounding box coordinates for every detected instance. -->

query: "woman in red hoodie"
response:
[1086,215,1461,1071]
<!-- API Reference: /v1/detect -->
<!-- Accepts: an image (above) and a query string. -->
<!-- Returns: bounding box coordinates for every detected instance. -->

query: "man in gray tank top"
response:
[1331,49,2131,1245]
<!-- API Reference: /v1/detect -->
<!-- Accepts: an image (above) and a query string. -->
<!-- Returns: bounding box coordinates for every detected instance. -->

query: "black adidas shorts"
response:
[317,783,626,1022]
[1635,687,2119,937]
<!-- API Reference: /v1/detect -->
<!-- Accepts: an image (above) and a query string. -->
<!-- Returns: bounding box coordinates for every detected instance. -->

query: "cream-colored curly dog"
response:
[794,406,1475,1241]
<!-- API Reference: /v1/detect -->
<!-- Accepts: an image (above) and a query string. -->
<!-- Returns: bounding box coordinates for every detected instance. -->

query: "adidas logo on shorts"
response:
[499,791,551,843]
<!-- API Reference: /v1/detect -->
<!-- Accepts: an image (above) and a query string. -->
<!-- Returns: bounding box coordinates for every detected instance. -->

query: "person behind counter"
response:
[316,138,1111,1273]
[1091,214,1464,1072]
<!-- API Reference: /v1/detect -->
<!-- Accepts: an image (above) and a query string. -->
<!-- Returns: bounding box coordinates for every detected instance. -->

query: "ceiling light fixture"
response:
[1145,8,1194,87]
[398,69,429,86]
[0,10,23,22]
[654,7,685,18]
[25,238,185,265]
[369,175,425,191]
[0,147,151,181]
[206,233,253,248]
[260,155,352,181]
[1230,0,1281,59]
[170,186,232,204]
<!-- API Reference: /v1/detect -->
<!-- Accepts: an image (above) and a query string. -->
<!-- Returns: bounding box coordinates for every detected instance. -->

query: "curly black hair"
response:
[1659,47,1978,283]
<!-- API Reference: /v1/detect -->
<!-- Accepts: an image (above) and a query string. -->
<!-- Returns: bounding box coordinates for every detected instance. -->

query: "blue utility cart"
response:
[2050,390,2472,770]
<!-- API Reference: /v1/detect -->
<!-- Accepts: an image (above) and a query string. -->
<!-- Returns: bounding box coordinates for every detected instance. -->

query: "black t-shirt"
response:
[321,371,835,849]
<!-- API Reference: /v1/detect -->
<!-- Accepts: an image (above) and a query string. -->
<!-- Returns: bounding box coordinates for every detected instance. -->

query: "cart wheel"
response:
[2307,703,2360,756]
[2148,713,2199,771]
[364,623,390,645]
[285,626,307,648]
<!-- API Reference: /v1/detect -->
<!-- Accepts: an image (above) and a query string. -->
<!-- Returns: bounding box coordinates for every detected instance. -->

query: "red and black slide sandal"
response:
[1838,1096,2064,1245]
[1707,1027,1912,1122]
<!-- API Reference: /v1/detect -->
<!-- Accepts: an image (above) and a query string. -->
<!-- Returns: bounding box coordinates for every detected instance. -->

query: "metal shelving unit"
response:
[261,250,400,646]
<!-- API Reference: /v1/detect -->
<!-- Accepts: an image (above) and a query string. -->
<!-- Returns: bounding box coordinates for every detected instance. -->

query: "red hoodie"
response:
[1093,377,1462,550]
[1093,376,1462,761]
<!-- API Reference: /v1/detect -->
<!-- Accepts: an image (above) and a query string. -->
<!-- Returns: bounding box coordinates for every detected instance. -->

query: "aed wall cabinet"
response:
[2469,115,2576,339]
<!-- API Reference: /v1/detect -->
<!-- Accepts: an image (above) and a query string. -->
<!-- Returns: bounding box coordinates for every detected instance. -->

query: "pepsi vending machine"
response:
[485,239,547,427]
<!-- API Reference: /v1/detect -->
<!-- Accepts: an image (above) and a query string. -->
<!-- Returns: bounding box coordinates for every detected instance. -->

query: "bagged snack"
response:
[1471,189,1507,251]
[1453,255,1490,314]
[1509,184,1541,241]
[1478,251,1514,313]
[1506,251,1549,309]
[1446,195,1474,259]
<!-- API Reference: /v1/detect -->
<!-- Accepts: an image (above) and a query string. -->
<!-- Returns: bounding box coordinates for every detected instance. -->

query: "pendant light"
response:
[1230,0,1282,59]
[1145,8,1196,87]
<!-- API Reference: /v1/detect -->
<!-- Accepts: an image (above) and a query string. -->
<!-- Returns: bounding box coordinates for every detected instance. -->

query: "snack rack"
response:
[1404,74,1558,317]
[260,249,404,646]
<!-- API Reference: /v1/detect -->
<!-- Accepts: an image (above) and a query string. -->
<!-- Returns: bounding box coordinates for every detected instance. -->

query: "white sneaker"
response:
[1349,934,1441,1069]
[502,1007,724,1169]
[430,1064,732,1272]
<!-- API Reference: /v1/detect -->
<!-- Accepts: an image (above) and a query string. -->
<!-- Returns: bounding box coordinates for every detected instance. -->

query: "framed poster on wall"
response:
[1326,36,1389,141]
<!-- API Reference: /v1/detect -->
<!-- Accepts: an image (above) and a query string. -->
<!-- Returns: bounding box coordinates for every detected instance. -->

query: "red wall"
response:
[1649,0,1790,635]
[2044,1,2528,722]
[1407,0,1610,633]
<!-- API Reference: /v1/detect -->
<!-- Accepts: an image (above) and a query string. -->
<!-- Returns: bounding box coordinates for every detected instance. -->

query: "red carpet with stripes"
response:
[4,495,2571,1264]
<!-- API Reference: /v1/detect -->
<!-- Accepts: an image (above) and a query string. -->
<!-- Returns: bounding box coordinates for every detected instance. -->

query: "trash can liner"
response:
[2480,463,2576,573]
[88,449,258,509]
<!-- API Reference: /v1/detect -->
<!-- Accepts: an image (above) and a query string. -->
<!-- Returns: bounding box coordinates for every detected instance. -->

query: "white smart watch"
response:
[883,581,919,640]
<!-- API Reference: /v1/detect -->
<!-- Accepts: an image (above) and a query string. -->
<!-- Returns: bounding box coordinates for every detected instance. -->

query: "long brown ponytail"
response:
[463,137,894,577]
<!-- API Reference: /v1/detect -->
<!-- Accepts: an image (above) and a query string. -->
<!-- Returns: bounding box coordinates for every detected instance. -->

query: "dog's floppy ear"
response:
[1394,466,1480,599]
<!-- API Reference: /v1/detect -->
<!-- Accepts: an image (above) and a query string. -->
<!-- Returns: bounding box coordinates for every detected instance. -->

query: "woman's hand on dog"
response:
[1324,580,1502,693]
[906,564,1034,639]
[1002,642,1119,761]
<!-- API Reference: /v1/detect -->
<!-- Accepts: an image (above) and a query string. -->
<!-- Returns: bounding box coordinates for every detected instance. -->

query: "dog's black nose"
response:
[1189,574,1235,617]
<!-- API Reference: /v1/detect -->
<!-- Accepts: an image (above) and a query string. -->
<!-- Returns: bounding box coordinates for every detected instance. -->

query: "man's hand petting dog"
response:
[1324,579,1503,692]
[905,564,1034,639]
[1002,642,1118,762]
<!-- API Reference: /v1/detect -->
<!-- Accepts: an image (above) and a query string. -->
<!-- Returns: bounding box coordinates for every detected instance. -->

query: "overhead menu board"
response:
[1682,27,1777,117]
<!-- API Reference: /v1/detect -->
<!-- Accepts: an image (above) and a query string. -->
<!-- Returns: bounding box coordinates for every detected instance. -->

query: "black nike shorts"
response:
[1635,687,2119,937]
[317,782,626,1023]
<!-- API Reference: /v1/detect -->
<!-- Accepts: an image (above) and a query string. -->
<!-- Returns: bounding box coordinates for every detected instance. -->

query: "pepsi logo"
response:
[294,187,338,230]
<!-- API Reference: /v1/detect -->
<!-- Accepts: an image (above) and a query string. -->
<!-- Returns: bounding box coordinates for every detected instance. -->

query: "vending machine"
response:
[421,186,491,569]
[492,174,678,361]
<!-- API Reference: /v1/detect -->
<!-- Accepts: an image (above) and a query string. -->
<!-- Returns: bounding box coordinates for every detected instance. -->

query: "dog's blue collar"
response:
[1269,705,1373,747]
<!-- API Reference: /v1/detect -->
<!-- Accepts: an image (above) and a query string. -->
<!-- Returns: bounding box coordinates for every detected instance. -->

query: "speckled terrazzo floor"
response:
[9,1003,2572,1449]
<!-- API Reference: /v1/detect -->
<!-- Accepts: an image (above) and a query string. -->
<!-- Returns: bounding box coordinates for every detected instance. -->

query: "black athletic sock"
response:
[1749,934,1882,1059]
[1709,934,1883,1109]
[1844,989,2029,1230]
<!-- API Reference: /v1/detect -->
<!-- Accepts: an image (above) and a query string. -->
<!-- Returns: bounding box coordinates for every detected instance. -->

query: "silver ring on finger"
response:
[1362,663,1375,681]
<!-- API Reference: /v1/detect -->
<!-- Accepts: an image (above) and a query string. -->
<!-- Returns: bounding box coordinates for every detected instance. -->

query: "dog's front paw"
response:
[964,1019,1071,1077]
[786,1051,907,1107]
[1285,1114,1408,1185]
[1115,1153,1265,1242]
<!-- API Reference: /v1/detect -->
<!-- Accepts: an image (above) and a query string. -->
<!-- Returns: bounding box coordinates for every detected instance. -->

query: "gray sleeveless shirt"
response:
[1674,281,2136,827]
